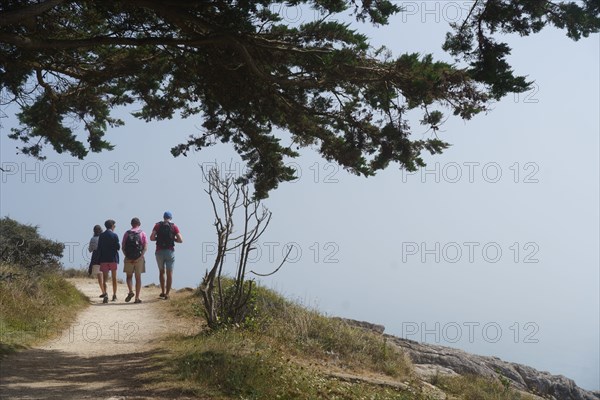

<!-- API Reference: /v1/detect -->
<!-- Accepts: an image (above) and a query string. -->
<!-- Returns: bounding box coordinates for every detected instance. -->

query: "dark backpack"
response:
[124,230,144,259]
[156,222,175,248]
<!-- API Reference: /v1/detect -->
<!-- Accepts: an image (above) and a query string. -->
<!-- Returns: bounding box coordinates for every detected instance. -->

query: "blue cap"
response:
[163,211,173,219]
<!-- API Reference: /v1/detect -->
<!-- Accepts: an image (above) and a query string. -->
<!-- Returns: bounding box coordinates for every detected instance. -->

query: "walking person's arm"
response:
[174,225,183,243]
[121,231,128,258]
[114,233,120,264]
[96,236,103,261]
[142,232,148,257]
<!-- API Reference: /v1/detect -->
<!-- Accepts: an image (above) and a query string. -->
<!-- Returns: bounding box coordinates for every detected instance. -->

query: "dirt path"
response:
[0,278,197,399]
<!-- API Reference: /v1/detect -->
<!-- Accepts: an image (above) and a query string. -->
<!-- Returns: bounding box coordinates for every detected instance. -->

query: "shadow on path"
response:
[0,348,189,399]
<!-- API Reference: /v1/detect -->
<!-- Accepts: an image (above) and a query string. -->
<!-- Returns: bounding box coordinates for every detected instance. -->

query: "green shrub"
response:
[0,217,64,272]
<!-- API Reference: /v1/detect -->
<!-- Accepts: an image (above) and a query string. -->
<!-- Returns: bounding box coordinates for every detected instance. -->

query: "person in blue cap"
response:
[150,211,183,300]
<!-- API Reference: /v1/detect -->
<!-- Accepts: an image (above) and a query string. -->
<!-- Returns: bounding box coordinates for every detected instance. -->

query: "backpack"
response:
[156,221,175,248]
[124,230,144,259]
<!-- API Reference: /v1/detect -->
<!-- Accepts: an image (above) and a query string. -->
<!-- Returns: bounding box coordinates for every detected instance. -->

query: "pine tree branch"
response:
[0,0,65,27]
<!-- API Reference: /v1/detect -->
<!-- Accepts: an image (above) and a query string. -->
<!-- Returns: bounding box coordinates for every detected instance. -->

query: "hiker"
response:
[122,217,148,304]
[150,211,183,300]
[97,219,120,303]
[88,224,106,298]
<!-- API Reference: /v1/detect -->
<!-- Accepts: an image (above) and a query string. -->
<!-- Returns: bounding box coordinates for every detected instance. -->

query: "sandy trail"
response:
[0,278,196,399]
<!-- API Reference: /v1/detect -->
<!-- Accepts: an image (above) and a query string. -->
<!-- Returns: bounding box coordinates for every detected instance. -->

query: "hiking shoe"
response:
[159,293,166,298]
[112,294,117,302]
[99,293,108,298]
[125,292,134,303]
[103,296,108,304]
[163,295,169,300]
[134,299,142,304]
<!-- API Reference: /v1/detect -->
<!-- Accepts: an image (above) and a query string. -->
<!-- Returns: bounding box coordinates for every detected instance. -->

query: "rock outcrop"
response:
[340,318,598,400]
[388,336,599,400]
[336,317,386,334]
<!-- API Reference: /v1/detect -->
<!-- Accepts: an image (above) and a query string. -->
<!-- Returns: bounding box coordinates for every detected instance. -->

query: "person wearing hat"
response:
[150,211,183,300]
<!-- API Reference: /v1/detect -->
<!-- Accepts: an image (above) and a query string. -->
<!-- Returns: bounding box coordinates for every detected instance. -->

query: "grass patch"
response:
[161,281,419,399]
[169,329,419,400]
[0,263,88,356]
[432,374,538,400]
[250,284,412,378]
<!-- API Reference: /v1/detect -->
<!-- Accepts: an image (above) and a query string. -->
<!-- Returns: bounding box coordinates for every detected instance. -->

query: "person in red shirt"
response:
[150,211,183,300]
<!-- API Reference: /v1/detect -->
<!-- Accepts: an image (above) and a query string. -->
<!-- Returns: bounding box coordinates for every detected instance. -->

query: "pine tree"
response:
[1,0,598,198]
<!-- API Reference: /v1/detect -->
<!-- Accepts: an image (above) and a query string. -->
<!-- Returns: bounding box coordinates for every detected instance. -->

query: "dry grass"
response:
[168,329,420,400]
[251,285,413,378]
[158,282,422,400]
[0,263,88,355]
[431,374,539,400]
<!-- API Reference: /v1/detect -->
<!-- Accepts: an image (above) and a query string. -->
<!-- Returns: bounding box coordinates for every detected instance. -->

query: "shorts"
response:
[91,264,101,275]
[156,249,175,271]
[100,262,118,273]
[124,257,146,274]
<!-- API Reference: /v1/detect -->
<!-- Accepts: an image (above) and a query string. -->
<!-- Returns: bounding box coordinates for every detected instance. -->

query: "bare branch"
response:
[249,245,293,277]
[458,0,480,32]
[200,165,288,327]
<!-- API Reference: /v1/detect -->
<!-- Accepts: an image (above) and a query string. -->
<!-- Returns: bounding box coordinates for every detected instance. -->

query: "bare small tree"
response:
[199,167,290,328]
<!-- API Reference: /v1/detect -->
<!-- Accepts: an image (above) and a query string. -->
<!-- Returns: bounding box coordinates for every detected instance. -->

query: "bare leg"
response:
[102,271,109,295]
[135,269,142,300]
[159,268,166,295]
[126,273,134,293]
[96,272,104,293]
[111,270,117,295]
[166,269,173,296]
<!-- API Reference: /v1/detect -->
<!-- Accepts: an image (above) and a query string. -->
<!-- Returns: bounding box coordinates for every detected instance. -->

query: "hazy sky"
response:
[1,1,598,391]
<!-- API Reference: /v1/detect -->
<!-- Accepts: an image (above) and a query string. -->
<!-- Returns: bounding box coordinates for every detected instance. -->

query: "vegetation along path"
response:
[0,278,197,400]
